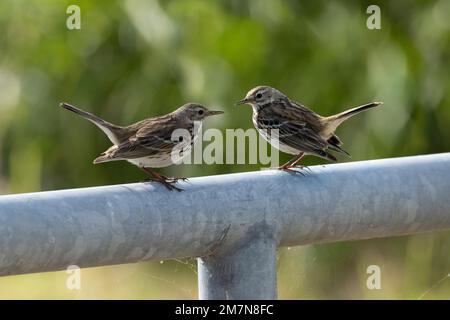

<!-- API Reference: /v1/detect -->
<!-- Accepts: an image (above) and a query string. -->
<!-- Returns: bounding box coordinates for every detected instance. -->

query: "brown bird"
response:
[236,86,382,172]
[60,102,223,191]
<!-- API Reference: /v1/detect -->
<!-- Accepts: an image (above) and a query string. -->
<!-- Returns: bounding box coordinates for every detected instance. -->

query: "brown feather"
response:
[243,86,381,163]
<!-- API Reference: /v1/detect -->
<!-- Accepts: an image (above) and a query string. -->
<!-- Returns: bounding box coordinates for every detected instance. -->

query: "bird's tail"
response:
[60,102,126,145]
[93,154,118,164]
[316,149,338,162]
[93,155,110,164]
[322,101,382,135]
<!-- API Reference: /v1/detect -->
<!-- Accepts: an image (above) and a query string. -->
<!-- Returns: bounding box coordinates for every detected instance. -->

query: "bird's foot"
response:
[294,165,311,172]
[139,168,185,191]
[157,175,187,191]
[159,179,184,192]
[164,176,189,183]
[278,165,306,175]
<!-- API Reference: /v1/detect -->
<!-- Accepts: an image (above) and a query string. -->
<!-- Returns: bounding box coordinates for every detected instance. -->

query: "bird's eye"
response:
[198,109,204,115]
[256,93,263,99]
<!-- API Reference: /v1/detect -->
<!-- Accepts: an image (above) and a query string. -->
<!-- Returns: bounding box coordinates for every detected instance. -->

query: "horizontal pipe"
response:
[0,153,449,276]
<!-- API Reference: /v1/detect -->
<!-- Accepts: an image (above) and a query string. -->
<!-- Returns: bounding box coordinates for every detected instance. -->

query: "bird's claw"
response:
[161,176,187,191]
[298,165,311,172]
[165,176,188,183]
[162,181,184,192]
[142,176,185,191]
[154,178,183,192]
[278,165,306,175]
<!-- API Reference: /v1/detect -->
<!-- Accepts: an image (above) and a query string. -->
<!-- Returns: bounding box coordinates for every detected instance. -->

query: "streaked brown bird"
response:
[60,102,223,191]
[236,86,382,172]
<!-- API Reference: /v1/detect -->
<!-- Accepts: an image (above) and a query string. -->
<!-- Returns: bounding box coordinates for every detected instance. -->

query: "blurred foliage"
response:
[0,0,449,299]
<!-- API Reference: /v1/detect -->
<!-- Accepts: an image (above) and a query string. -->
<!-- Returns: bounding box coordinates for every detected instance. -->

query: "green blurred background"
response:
[0,0,449,299]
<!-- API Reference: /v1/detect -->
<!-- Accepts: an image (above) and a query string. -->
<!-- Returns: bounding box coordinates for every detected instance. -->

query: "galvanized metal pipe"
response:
[0,153,449,299]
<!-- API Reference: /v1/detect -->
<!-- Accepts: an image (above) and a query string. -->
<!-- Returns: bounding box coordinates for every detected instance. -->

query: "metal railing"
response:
[0,153,449,299]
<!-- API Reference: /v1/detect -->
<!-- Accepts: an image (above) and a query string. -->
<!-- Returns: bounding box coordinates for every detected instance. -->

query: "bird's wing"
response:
[107,117,182,160]
[259,118,328,153]
[257,105,329,154]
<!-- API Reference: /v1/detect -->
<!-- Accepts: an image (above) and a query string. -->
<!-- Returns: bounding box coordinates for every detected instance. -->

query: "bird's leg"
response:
[279,153,305,174]
[290,153,310,171]
[139,167,162,184]
[273,156,298,172]
[280,156,299,168]
[138,168,159,183]
[139,167,184,192]
[289,153,304,166]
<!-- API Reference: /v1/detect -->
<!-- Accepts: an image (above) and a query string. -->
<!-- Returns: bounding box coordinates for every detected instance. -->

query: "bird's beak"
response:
[206,110,224,116]
[235,98,250,106]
